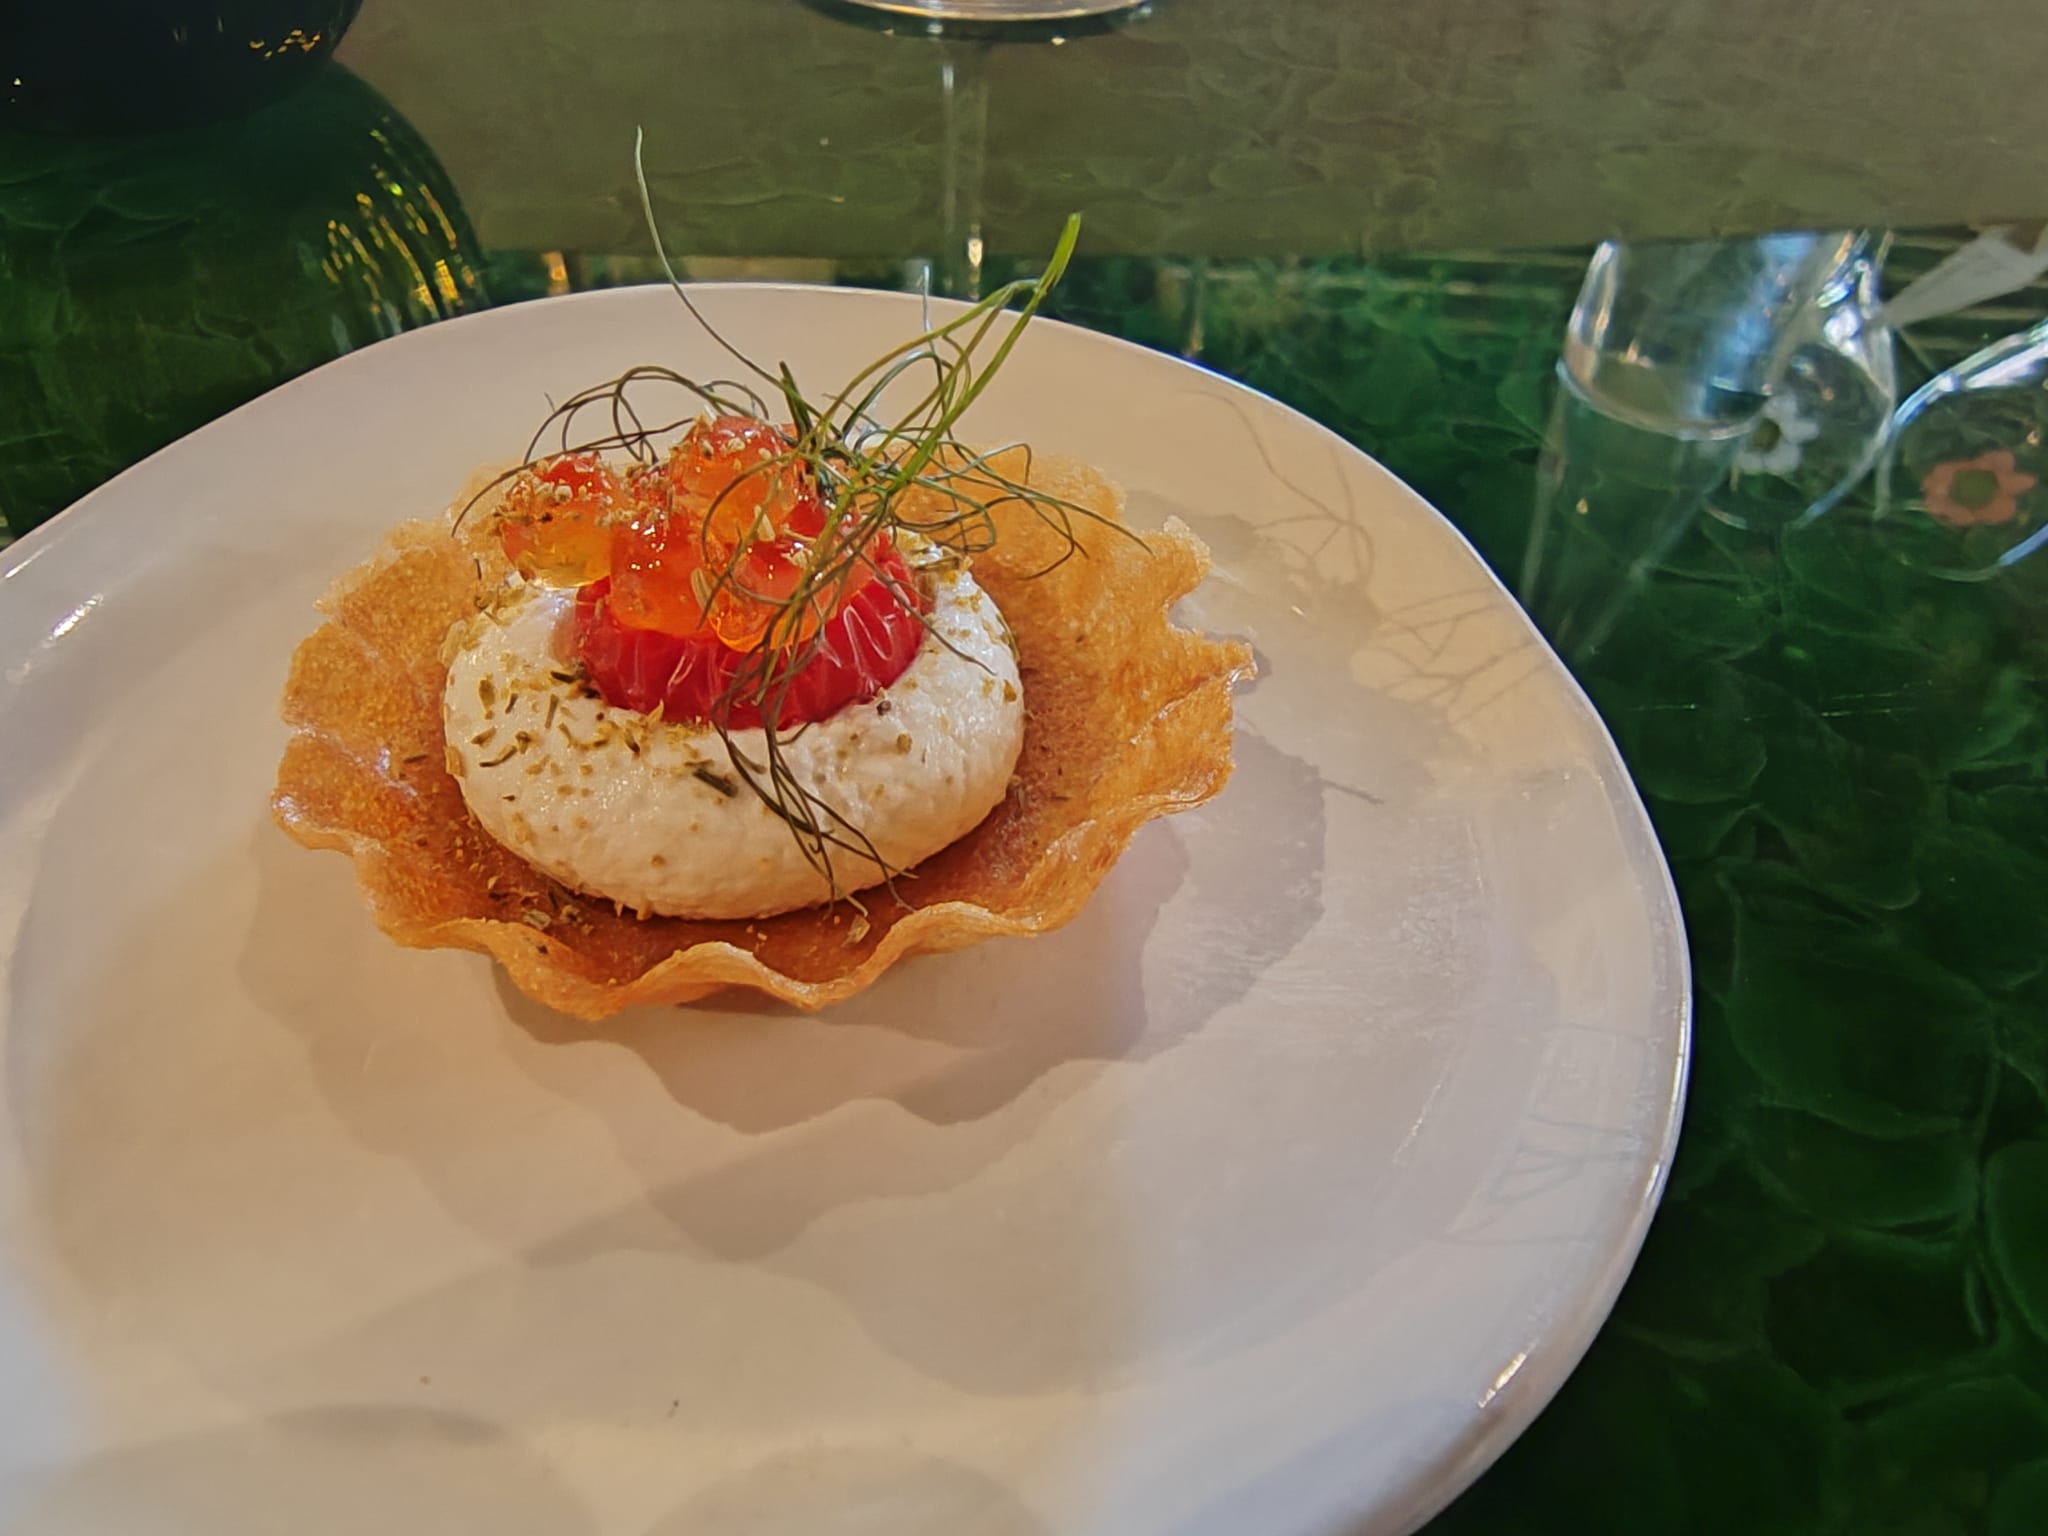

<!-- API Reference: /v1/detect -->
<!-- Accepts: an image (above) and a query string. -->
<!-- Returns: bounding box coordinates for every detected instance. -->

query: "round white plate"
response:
[0,286,1687,1535]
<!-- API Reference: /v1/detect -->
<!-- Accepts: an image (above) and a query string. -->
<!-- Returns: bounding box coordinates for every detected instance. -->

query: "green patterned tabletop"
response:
[5,2,2048,1531]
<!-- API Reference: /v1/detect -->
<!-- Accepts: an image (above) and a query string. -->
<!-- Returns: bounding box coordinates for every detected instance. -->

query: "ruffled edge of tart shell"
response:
[273,452,1254,1018]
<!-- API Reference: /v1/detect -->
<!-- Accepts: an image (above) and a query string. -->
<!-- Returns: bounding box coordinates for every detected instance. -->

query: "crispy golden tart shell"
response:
[273,451,1253,1016]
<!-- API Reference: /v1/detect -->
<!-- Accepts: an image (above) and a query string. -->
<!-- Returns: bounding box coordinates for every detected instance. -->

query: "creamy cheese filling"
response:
[441,565,1024,919]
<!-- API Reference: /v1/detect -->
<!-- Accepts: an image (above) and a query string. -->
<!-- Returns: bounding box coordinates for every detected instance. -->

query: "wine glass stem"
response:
[938,41,991,300]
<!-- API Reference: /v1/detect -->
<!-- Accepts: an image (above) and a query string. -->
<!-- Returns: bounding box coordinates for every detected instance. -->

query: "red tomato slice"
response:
[573,547,925,730]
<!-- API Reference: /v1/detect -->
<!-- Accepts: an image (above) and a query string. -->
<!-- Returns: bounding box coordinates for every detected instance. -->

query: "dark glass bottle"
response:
[0,63,489,535]
[1,1,361,135]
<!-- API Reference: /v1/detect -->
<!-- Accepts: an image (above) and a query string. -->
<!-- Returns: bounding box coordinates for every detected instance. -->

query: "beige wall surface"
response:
[340,0,2045,258]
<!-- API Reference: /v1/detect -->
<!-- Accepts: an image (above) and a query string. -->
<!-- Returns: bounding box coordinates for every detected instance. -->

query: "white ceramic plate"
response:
[0,286,1687,1535]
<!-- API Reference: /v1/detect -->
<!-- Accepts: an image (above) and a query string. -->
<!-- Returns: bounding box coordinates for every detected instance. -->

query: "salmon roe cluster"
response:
[493,416,924,727]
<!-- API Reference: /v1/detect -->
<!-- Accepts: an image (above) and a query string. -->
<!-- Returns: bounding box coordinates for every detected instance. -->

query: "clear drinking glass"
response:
[1880,317,2048,578]
[1717,240,1898,527]
[1523,231,1865,660]
[1559,231,1865,439]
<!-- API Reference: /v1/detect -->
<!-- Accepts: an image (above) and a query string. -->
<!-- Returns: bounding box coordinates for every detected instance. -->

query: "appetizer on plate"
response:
[273,226,1253,1016]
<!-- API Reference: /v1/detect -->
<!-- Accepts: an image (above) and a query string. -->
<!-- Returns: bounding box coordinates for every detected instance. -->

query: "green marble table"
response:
[6,2,2048,1531]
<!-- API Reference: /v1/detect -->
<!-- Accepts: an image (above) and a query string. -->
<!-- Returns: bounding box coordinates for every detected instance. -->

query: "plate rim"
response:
[1,281,1691,1533]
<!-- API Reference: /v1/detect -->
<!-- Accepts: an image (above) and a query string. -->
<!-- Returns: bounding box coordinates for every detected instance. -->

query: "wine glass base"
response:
[835,0,1147,19]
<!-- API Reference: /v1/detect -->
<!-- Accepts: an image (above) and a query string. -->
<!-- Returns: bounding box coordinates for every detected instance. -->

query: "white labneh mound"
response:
[440,564,1025,920]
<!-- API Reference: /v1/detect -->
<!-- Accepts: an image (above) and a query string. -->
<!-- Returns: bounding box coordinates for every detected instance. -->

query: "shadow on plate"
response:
[476,728,1328,1286]
[640,1445,1051,1536]
[487,725,1328,1138]
[11,725,1325,1425]
[489,819,1189,1136]
[1,1406,595,1536]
